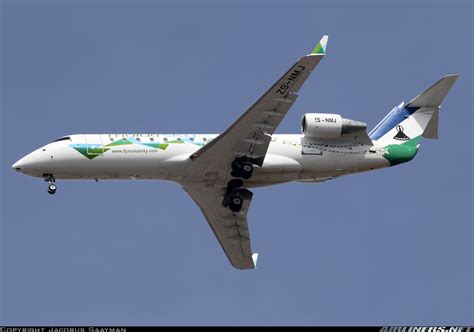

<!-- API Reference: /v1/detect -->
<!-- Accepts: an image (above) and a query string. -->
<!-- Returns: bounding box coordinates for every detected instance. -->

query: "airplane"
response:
[12,35,459,270]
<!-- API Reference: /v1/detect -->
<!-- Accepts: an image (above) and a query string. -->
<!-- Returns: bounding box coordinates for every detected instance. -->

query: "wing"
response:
[182,182,257,270]
[182,36,329,269]
[186,36,329,183]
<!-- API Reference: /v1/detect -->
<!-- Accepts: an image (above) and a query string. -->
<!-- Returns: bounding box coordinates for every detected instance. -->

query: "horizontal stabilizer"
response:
[406,74,460,108]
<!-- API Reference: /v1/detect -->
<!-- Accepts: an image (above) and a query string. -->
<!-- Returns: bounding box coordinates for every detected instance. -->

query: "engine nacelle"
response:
[301,113,367,138]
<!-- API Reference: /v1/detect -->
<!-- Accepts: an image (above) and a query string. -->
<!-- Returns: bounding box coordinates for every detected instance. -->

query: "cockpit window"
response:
[52,136,71,142]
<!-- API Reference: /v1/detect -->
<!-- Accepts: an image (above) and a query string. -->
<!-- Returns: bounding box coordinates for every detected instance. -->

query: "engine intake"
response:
[301,113,367,138]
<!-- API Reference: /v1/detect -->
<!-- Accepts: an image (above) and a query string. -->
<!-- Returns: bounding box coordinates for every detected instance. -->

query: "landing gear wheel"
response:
[221,195,230,208]
[231,158,254,179]
[48,183,57,195]
[231,196,242,206]
[229,196,243,212]
[242,163,253,173]
[45,174,57,195]
[231,160,240,170]
[227,179,244,190]
[231,169,243,178]
[241,162,253,179]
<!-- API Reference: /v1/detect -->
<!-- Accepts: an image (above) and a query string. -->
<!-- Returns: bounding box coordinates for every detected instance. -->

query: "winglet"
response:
[252,253,259,269]
[311,35,329,55]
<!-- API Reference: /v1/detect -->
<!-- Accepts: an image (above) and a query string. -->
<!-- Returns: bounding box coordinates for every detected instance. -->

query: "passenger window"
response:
[163,138,168,142]
[150,137,155,142]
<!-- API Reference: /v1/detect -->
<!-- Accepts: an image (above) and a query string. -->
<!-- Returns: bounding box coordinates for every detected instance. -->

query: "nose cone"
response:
[12,158,25,172]
[12,148,51,177]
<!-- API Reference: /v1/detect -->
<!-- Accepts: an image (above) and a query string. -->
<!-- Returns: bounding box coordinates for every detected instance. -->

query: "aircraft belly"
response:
[298,151,389,180]
[249,154,302,185]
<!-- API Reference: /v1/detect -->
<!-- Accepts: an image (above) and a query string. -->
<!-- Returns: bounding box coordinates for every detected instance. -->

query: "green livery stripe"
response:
[88,147,110,154]
[72,148,102,159]
[401,135,421,147]
[104,139,133,147]
[383,136,421,166]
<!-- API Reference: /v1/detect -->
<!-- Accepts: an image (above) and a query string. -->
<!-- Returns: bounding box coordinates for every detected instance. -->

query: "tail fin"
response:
[369,74,459,146]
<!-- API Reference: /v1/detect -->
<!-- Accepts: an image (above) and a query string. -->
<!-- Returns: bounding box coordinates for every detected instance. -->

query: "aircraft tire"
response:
[229,196,243,212]
[47,184,57,195]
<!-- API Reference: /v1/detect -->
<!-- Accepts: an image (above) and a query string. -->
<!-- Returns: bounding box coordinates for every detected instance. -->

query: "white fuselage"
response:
[12,134,390,187]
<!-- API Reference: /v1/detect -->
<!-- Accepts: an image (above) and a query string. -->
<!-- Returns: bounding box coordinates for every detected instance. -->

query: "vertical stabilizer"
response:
[369,75,459,146]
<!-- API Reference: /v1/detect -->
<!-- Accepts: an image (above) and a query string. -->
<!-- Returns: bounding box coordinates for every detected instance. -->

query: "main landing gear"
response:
[221,186,253,213]
[222,157,256,213]
[45,174,57,195]
[231,157,254,179]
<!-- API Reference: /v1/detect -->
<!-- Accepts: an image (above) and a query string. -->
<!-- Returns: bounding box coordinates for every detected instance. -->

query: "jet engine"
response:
[301,113,367,138]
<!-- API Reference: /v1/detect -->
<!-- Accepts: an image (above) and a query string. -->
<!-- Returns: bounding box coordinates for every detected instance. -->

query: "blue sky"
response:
[1,0,472,326]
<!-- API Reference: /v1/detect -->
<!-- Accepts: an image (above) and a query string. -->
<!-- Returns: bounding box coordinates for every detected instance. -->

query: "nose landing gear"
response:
[48,183,57,195]
[44,175,57,195]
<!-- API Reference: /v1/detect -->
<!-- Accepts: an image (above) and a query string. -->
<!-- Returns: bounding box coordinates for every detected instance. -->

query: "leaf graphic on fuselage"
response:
[71,147,111,159]
[104,138,133,147]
